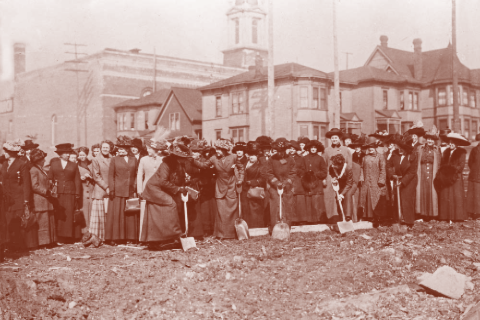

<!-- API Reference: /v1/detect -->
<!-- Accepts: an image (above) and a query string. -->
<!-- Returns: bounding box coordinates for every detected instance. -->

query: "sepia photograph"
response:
[1,0,480,318]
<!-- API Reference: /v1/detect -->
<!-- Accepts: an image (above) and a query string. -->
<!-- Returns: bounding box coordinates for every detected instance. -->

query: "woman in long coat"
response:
[30,149,56,247]
[137,140,165,197]
[2,140,33,250]
[106,136,138,244]
[329,154,354,220]
[323,128,352,222]
[241,143,266,228]
[288,141,307,223]
[345,138,364,222]
[194,139,244,239]
[48,143,81,243]
[89,140,113,241]
[467,134,480,219]
[359,137,387,223]
[141,142,199,244]
[434,133,470,221]
[302,140,328,223]
[415,128,441,219]
[77,146,93,233]
[390,138,418,227]
[264,138,296,233]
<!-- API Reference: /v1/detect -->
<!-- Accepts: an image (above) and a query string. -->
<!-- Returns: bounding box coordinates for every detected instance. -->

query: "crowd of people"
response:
[0,122,479,258]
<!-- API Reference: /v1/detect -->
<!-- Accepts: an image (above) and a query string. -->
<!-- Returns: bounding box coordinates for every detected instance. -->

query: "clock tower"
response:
[223,0,268,68]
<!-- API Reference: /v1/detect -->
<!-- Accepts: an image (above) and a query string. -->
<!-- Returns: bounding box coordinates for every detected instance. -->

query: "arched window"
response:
[51,115,57,145]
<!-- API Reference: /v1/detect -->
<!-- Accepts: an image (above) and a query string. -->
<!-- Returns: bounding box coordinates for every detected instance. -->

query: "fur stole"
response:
[434,148,466,191]
[441,147,466,166]
[302,170,319,192]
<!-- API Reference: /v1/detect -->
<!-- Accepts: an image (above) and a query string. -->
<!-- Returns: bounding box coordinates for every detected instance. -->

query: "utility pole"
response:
[343,52,353,70]
[268,0,274,137]
[153,47,157,92]
[333,0,340,129]
[451,0,460,133]
[64,43,88,147]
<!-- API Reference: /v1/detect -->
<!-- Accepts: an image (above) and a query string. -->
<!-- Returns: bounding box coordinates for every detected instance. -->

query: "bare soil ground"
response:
[1,220,480,319]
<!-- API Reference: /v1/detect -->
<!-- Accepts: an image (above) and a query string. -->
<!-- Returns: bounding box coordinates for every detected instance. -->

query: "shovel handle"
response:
[181,193,189,236]
[334,190,346,222]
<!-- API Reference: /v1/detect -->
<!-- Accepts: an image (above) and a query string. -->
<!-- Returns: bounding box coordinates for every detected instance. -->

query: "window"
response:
[117,113,124,131]
[438,88,446,106]
[231,127,248,143]
[51,115,56,145]
[299,125,308,137]
[300,86,308,108]
[232,92,245,114]
[470,91,476,108]
[439,119,448,130]
[313,125,319,140]
[234,19,239,44]
[169,112,180,131]
[215,96,222,117]
[463,89,469,106]
[450,86,461,104]
[130,112,135,130]
[215,130,222,140]
[252,19,258,44]
[408,92,413,110]
[144,111,149,130]
[413,92,419,110]
[465,119,470,139]
[400,91,404,110]
[313,87,319,109]
[383,90,388,109]
[320,88,327,110]
[472,120,478,137]
[195,129,202,139]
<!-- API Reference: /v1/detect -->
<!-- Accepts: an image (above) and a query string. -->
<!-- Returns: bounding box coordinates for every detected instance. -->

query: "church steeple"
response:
[223,0,268,68]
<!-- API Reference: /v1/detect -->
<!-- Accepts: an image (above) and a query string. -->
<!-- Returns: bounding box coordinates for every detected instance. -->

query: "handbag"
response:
[50,180,58,198]
[125,198,140,213]
[247,187,265,199]
[21,203,37,229]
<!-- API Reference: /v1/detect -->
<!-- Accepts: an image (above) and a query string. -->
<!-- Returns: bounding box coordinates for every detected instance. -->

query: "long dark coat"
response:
[467,145,480,216]
[302,153,328,195]
[435,147,468,221]
[390,153,418,225]
[241,161,266,228]
[195,154,217,236]
[328,164,354,219]
[30,165,56,246]
[359,152,386,217]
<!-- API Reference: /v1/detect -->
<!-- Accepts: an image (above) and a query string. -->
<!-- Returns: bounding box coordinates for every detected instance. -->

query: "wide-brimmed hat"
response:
[246,142,261,156]
[362,136,379,149]
[424,126,440,141]
[23,139,39,151]
[256,136,273,149]
[406,121,426,137]
[3,139,23,152]
[325,128,344,139]
[189,139,207,152]
[271,137,289,151]
[439,128,452,142]
[289,140,301,151]
[447,132,471,147]
[148,139,169,151]
[392,136,414,154]
[306,140,325,153]
[132,138,144,150]
[298,136,310,145]
[232,141,247,153]
[55,143,75,154]
[369,130,389,140]
[214,139,233,151]
[115,136,132,148]
[349,134,367,149]
[30,149,47,164]
[169,143,192,158]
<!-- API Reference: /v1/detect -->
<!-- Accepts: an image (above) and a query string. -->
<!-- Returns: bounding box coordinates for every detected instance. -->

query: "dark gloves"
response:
[236,181,242,187]
[277,182,284,189]
[46,189,52,198]
[178,187,187,195]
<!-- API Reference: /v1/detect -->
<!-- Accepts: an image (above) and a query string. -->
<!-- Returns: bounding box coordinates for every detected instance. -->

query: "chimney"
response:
[413,38,422,80]
[14,43,26,76]
[380,35,388,48]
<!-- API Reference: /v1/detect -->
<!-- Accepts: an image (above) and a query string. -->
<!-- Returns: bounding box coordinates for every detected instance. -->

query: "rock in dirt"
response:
[462,250,473,258]
[419,266,467,299]
[0,266,20,272]
[461,301,480,320]
[464,239,474,244]
[69,301,77,309]
[360,234,372,240]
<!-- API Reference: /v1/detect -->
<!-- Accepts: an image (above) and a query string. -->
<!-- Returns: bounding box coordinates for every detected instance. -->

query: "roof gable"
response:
[341,112,362,122]
[154,87,202,124]
[375,109,401,119]
[112,89,170,109]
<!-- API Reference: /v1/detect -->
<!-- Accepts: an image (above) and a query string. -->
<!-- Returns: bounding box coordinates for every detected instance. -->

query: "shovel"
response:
[272,186,290,240]
[180,192,196,251]
[235,184,249,240]
[333,180,354,234]
[392,176,408,233]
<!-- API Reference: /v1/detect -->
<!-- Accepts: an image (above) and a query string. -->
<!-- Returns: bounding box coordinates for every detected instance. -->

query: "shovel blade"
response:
[392,223,408,234]
[235,219,250,240]
[272,222,290,240]
[337,221,355,234]
[180,237,196,251]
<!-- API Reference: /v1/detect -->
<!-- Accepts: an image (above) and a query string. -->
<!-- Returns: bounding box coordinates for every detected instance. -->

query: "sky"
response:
[1,0,480,74]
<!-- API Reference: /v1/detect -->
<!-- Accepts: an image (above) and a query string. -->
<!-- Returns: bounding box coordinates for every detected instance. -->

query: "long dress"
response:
[241,161,266,228]
[106,156,138,241]
[195,154,244,239]
[467,145,480,218]
[90,154,111,240]
[415,145,441,218]
[78,163,93,233]
[2,158,33,249]
[48,158,82,242]
[345,151,363,222]
[329,164,354,219]
[30,165,56,246]
[137,155,163,195]
[359,152,387,220]
[390,153,418,225]
[264,153,296,233]
[323,145,352,221]
[436,148,468,221]
[196,154,217,236]
[302,153,328,222]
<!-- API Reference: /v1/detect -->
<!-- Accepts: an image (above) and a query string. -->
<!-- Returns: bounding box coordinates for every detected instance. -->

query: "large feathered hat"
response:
[407,121,426,137]
[189,139,208,152]
[246,141,262,156]
[115,135,132,148]
[424,125,439,141]
[149,126,170,151]
[392,135,414,154]
[306,140,325,153]
[325,128,344,139]
[256,135,273,149]
[271,137,289,151]
[23,139,39,151]
[3,139,24,152]
[369,130,389,140]
[232,141,247,153]
[214,138,233,151]
[446,132,471,147]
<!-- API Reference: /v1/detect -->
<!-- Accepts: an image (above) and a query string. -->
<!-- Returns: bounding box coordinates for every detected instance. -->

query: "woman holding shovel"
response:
[265,138,296,234]
[329,154,354,220]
